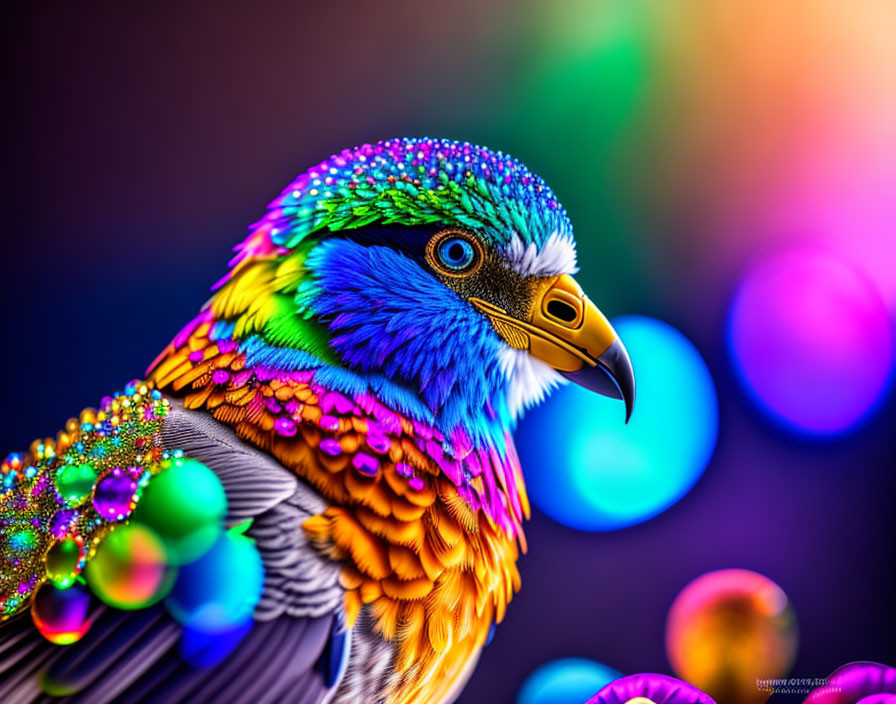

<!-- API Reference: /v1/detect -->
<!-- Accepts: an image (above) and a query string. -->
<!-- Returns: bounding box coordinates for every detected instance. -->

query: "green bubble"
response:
[46,537,82,588]
[130,458,226,564]
[55,464,98,506]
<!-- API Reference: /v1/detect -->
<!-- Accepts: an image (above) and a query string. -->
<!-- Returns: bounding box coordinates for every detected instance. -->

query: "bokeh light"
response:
[516,315,718,531]
[179,619,255,668]
[729,246,894,436]
[131,458,227,564]
[31,582,93,645]
[164,528,264,636]
[516,658,621,704]
[84,523,176,610]
[666,569,798,704]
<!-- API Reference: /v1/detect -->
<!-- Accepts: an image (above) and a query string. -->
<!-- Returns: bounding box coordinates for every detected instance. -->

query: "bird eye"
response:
[427,230,483,276]
[439,238,474,269]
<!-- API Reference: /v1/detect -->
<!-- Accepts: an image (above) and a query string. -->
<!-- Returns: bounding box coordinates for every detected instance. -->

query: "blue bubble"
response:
[180,620,254,667]
[517,658,621,704]
[165,529,264,635]
[516,315,718,531]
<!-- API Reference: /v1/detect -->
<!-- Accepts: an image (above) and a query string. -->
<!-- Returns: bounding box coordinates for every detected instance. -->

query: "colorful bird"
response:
[0,137,634,704]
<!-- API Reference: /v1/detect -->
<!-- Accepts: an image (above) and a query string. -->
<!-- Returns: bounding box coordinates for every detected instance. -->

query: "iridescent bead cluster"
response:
[0,381,171,618]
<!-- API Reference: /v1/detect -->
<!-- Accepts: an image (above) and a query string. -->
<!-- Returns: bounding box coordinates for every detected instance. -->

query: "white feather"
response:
[501,230,578,277]
[498,346,565,419]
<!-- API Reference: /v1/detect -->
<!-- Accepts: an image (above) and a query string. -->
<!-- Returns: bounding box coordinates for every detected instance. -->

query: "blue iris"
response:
[437,237,475,271]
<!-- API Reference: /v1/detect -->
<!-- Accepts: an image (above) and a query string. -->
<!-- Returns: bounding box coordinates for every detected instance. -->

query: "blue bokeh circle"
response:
[516,315,718,531]
[516,658,622,704]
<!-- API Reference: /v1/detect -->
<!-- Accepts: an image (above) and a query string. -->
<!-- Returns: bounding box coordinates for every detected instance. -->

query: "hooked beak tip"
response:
[560,339,635,423]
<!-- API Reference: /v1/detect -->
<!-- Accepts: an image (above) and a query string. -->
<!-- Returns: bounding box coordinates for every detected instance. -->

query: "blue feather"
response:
[297,237,515,447]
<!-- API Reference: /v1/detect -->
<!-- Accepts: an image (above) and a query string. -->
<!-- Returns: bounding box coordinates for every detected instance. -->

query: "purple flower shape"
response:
[586,673,716,704]
[804,662,896,704]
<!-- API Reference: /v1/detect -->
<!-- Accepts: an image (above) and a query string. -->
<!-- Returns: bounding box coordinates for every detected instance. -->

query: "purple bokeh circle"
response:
[729,246,894,435]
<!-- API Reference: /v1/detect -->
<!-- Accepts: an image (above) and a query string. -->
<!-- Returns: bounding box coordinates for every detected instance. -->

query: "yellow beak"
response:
[471,274,635,421]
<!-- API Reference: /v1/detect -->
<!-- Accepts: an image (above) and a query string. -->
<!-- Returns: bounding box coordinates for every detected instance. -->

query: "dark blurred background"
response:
[3,1,894,702]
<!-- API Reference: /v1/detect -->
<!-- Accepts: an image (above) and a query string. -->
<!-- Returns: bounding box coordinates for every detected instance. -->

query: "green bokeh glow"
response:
[130,458,227,564]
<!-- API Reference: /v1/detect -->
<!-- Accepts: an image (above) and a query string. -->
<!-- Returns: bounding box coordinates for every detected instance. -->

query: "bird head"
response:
[172,138,634,441]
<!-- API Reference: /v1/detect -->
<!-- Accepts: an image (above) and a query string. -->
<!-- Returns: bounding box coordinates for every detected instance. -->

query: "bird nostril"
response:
[546,299,579,324]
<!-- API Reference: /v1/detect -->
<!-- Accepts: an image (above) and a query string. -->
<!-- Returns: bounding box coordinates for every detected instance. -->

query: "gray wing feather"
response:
[161,402,343,620]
